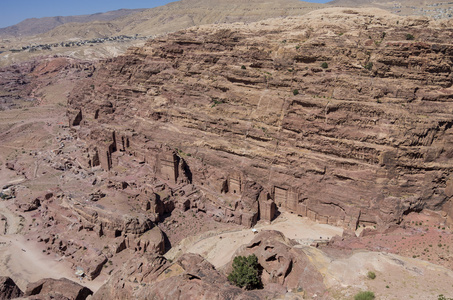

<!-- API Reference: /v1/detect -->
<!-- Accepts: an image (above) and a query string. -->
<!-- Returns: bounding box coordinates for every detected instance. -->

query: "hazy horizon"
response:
[0,0,330,29]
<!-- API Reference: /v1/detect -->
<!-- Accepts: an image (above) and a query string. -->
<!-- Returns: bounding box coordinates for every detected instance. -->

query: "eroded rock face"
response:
[25,278,92,300]
[0,276,23,300]
[0,57,93,110]
[67,8,453,231]
[228,230,326,297]
[93,252,278,300]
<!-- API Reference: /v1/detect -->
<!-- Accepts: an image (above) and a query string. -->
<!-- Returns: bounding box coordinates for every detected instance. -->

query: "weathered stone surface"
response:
[93,253,278,300]
[133,226,165,254]
[228,230,326,297]
[25,278,92,300]
[0,276,23,300]
[67,8,453,232]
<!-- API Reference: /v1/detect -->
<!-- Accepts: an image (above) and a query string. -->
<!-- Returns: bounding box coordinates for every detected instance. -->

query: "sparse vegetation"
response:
[354,291,375,300]
[367,271,376,279]
[210,98,225,108]
[241,65,246,70]
[293,89,299,96]
[438,295,453,300]
[406,33,415,40]
[228,254,262,290]
[320,62,328,69]
[365,62,373,70]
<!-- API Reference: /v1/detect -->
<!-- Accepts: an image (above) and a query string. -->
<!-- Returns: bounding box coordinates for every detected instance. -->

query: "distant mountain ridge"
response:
[0,8,146,37]
[2,0,452,41]
[329,0,453,19]
[0,0,327,42]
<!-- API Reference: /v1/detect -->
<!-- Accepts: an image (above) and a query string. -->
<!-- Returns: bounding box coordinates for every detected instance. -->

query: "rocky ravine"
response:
[68,8,453,232]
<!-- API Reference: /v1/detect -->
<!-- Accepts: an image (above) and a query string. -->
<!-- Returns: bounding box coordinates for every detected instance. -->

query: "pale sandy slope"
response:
[167,211,453,299]
[166,212,343,268]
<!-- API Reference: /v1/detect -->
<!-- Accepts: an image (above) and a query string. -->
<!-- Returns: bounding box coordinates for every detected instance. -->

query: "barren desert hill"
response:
[2,0,453,67]
[113,0,328,37]
[31,0,328,42]
[0,0,328,67]
[0,8,146,38]
[329,0,453,19]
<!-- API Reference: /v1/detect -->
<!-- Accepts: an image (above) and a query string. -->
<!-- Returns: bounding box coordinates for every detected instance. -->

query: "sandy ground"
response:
[305,247,453,300]
[166,211,453,299]
[166,211,343,268]
[0,200,105,292]
[0,98,107,292]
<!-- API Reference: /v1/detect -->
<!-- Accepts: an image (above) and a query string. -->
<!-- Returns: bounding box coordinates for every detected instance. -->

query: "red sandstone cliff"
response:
[67,8,453,230]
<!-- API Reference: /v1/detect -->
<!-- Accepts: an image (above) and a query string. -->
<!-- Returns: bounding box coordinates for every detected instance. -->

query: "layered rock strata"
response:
[68,8,453,230]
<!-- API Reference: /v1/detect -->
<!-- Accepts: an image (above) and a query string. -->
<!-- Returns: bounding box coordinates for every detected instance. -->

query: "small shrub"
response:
[367,271,376,279]
[293,89,299,96]
[365,62,373,70]
[228,254,262,290]
[320,62,328,69]
[406,33,415,40]
[241,65,246,70]
[354,291,375,300]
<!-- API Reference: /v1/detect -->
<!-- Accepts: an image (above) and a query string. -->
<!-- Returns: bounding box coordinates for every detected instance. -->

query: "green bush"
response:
[321,62,328,69]
[406,33,415,40]
[241,65,246,70]
[354,291,375,300]
[228,254,262,290]
[367,271,376,279]
[293,89,299,96]
[438,295,453,300]
[365,62,373,70]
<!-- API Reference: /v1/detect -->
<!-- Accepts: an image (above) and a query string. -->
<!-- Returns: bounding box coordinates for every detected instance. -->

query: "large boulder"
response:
[25,278,92,300]
[93,253,279,300]
[227,230,326,298]
[0,276,23,299]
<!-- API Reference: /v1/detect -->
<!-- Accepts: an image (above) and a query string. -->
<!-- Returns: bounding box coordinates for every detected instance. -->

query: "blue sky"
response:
[0,0,330,29]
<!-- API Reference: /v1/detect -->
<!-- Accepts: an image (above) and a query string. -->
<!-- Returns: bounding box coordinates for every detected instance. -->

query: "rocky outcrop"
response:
[227,230,326,297]
[0,57,94,110]
[93,252,279,300]
[0,277,23,299]
[68,8,453,232]
[25,278,92,300]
